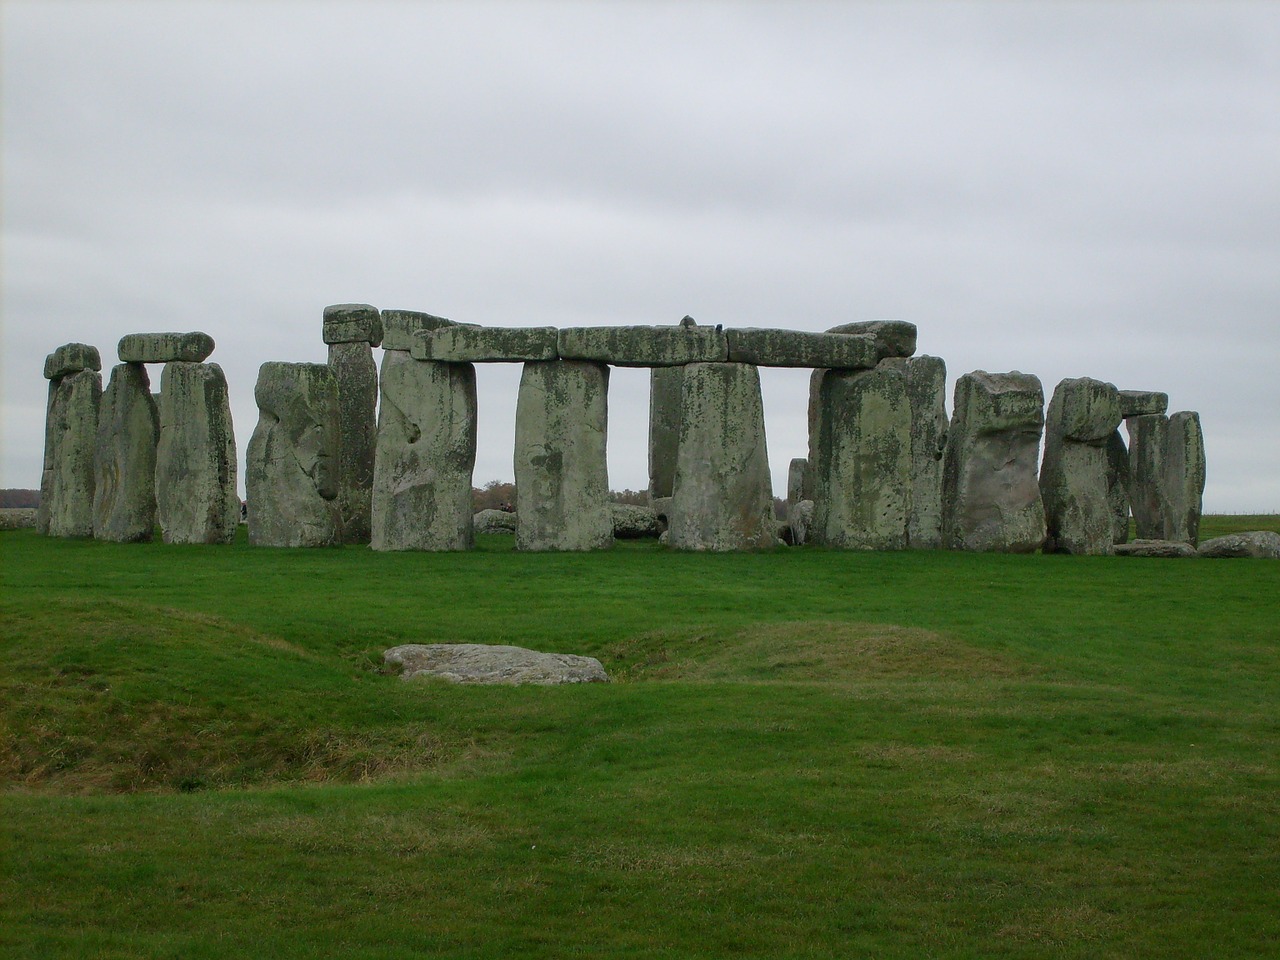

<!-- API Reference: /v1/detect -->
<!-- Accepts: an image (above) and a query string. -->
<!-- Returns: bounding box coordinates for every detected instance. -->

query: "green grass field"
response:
[3,517,1278,958]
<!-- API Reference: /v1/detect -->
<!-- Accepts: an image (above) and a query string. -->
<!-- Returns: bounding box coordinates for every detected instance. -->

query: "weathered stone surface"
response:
[0,508,37,531]
[647,365,684,500]
[787,458,808,506]
[1040,378,1123,555]
[558,325,728,366]
[825,320,917,360]
[155,362,239,545]
[92,363,159,542]
[1105,429,1131,545]
[942,371,1046,553]
[1126,414,1169,541]
[328,340,378,544]
[514,361,612,551]
[789,498,814,546]
[474,508,518,534]
[385,643,609,685]
[380,309,456,352]
[669,362,775,550]
[810,365,911,550]
[44,343,101,380]
[1127,411,1206,545]
[1118,390,1168,418]
[880,355,948,549]
[322,303,382,346]
[371,352,477,551]
[117,332,214,364]
[725,328,877,368]
[1165,412,1206,546]
[1198,531,1280,559]
[38,368,101,538]
[612,503,661,539]
[1114,539,1198,558]
[414,325,558,362]
[246,362,342,547]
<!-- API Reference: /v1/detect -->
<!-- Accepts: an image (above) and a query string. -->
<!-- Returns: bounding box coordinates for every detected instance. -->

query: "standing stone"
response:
[1039,377,1123,555]
[246,362,342,547]
[155,362,239,545]
[786,459,810,546]
[371,351,477,551]
[1105,429,1131,545]
[880,355,948,549]
[669,362,775,551]
[92,363,159,542]
[648,365,684,502]
[324,303,381,544]
[514,360,612,551]
[942,371,1047,553]
[1126,414,1170,541]
[39,368,102,538]
[1165,411,1206,546]
[810,365,912,550]
[787,458,808,506]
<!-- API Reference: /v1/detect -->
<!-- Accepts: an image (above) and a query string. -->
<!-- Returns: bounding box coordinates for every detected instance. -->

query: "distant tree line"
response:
[1,489,40,508]
[471,480,786,517]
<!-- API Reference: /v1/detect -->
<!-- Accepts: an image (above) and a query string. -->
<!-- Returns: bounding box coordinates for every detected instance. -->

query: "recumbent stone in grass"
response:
[385,644,609,685]
[93,362,160,542]
[1113,539,1198,558]
[1197,531,1280,559]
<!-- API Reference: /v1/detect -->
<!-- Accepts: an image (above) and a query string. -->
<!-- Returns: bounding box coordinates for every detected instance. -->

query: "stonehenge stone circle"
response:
[371,351,477,551]
[669,361,775,550]
[155,361,239,544]
[942,371,1047,553]
[93,362,160,542]
[117,332,215,364]
[514,360,613,552]
[246,362,342,547]
[39,361,102,538]
[879,355,948,549]
[1039,377,1123,555]
[810,364,912,550]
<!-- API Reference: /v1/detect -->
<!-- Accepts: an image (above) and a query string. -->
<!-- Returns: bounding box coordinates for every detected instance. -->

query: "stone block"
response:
[647,365,684,500]
[880,355,948,549]
[246,362,342,547]
[44,343,101,380]
[1126,414,1169,541]
[1198,531,1280,559]
[92,363,159,542]
[725,328,877,368]
[1165,411,1206,546]
[514,360,612,551]
[38,368,101,537]
[787,458,808,505]
[558,325,728,366]
[1105,429,1131,545]
[825,320,917,360]
[414,325,559,362]
[117,332,214,364]
[328,341,378,544]
[380,309,456,352]
[322,303,383,346]
[1040,378,1123,555]
[1118,390,1168,418]
[1114,539,1198,558]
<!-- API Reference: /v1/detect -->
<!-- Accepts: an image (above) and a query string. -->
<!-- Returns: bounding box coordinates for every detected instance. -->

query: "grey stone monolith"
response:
[1105,429,1131,545]
[810,364,912,550]
[328,339,378,544]
[942,371,1047,553]
[668,362,775,550]
[1126,414,1169,541]
[880,355,948,549]
[246,362,342,547]
[1039,377,1123,555]
[371,351,477,551]
[1165,411,1206,546]
[155,362,239,544]
[648,365,684,501]
[39,367,102,538]
[787,458,808,505]
[117,332,214,364]
[92,363,159,542]
[514,360,612,552]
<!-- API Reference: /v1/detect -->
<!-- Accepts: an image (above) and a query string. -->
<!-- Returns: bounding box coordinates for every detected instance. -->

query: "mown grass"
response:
[2,522,1278,958]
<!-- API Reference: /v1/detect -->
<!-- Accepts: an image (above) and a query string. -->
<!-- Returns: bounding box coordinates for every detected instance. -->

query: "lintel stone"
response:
[825,320,917,360]
[44,343,102,380]
[1118,390,1169,418]
[558,325,728,366]
[726,328,877,368]
[322,304,383,346]
[381,309,456,351]
[413,325,559,363]
[117,332,214,364]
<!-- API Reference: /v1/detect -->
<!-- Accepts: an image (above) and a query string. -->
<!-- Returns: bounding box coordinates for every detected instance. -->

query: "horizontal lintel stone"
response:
[726,328,877,368]
[413,325,559,362]
[380,309,457,351]
[117,332,214,365]
[825,319,917,360]
[557,325,728,366]
[323,304,383,346]
[1118,390,1169,418]
[44,342,102,379]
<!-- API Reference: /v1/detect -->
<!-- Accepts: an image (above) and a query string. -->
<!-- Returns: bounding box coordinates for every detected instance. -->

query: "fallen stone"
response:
[474,508,518,534]
[558,325,728,366]
[380,309,456,351]
[246,362,342,547]
[328,340,379,544]
[612,503,661,539]
[322,304,383,346]
[669,362,775,550]
[942,371,1046,553]
[647,365,684,500]
[385,643,609,685]
[880,355,948,549]
[725,328,877,368]
[1118,390,1168,418]
[93,363,159,542]
[414,325,559,362]
[1040,377,1123,555]
[371,353,477,551]
[155,362,239,544]
[1197,531,1280,559]
[43,343,101,380]
[117,332,215,364]
[514,360,612,551]
[1114,539,1198,558]
[38,368,101,538]
[825,320,917,360]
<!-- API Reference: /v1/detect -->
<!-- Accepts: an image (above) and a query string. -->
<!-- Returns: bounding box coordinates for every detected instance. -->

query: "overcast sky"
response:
[4,0,1277,511]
